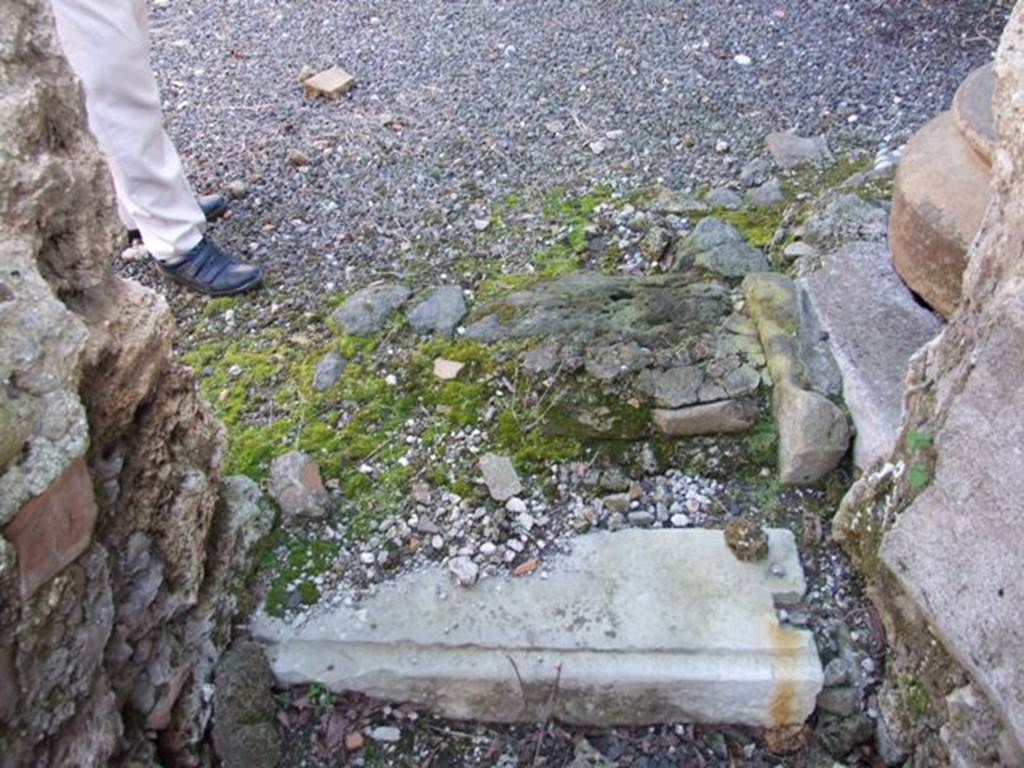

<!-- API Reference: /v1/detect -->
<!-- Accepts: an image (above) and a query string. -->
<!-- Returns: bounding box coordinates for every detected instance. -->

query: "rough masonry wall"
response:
[835,4,1024,766]
[1,2,266,765]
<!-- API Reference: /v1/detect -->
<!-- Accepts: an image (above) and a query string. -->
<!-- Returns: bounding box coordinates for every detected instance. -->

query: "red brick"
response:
[3,458,97,600]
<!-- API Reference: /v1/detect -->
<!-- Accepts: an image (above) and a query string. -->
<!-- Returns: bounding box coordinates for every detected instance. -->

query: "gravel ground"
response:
[125,0,1011,304]
[122,2,1009,765]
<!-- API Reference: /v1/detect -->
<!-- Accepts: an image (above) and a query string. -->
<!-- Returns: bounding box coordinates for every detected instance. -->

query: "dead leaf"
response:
[323,711,350,751]
[513,558,540,577]
[764,724,806,754]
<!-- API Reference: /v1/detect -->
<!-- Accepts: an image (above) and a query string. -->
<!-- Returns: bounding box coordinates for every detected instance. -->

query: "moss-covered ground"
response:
[181,154,884,616]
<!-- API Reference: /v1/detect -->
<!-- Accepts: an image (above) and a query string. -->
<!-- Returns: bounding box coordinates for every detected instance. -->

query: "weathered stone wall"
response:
[835,4,1024,765]
[0,2,268,765]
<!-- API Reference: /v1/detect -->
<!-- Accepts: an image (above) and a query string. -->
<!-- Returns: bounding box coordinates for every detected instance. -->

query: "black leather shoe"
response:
[126,194,229,242]
[157,237,263,296]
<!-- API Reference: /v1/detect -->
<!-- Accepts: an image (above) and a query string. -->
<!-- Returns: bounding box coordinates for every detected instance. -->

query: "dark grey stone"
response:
[673,217,770,277]
[312,350,346,391]
[331,284,411,335]
[212,643,281,768]
[745,177,784,207]
[816,712,875,759]
[407,285,468,335]
[706,187,743,210]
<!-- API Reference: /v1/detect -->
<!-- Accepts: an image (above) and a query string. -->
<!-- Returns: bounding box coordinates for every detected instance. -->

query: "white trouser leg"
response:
[50,0,205,263]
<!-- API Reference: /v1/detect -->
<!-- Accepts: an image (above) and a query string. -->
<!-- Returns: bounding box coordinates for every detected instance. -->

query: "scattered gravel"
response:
[123,0,1010,306]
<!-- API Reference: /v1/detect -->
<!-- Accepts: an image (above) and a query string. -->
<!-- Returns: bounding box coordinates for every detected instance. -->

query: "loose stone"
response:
[433,357,465,380]
[312,351,346,391]
[479,453,522,501]
[331,284,412,335]
[407,286,468,336]
[724,518,770,562]
[268,451,328,520]
[367,726,402,743]
[448,556,479,587]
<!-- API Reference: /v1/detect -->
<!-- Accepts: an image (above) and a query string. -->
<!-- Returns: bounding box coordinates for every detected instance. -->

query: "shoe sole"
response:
[158,268,264,297]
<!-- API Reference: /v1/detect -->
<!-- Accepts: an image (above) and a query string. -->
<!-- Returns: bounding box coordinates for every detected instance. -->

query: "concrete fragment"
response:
[256,529,822,727]
[743,273,850,484]
[302,66,355,99]
[479,453,522,501]
[652,400,758,437]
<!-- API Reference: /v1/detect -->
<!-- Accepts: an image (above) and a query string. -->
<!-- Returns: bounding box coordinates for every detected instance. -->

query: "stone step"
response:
[799,241,944,470]
[952,62,996,167]
[254,529,824,728]
[890,109,991,317]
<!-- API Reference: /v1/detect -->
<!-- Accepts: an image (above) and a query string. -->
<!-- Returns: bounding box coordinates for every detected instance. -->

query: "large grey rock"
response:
[705,187,743,210]
[331,284,411,335]
[212,643,281,768]
[878,298,1024,753]
[765,131,832,169]
[834,12,1024,762]
[800,241,943,468]
[674,217,769,277]
[743,273,851,484]
[774,382,850,485]
[745,177,784,207]
[407,285,468,336]
[268,451,328,520]
[803,193,888,248]
[216,476,275,577]
[256,529,822,727]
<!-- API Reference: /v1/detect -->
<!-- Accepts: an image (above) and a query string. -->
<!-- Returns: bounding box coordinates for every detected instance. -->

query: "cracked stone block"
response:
[255,529,823,727]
